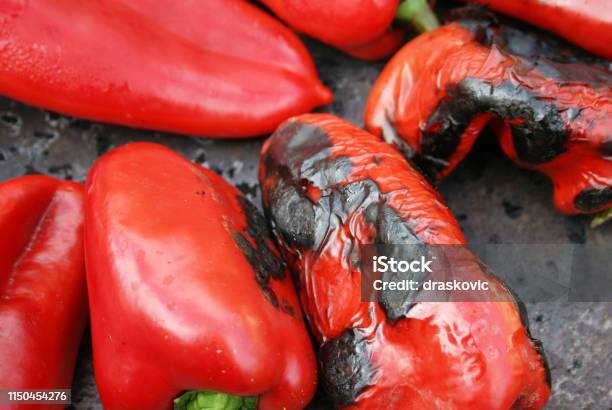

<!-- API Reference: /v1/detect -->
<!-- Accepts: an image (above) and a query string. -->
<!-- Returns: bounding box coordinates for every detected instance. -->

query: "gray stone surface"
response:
[0,38,610,410]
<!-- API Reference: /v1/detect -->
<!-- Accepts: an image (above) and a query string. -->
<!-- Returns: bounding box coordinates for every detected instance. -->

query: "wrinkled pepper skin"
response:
[260,114,551,409]
[0,0,332,138]
[85,142,317,410]
[466,0,612,58]
[365,11,612,214]
[259,0,406,60]
[0,175,87,410]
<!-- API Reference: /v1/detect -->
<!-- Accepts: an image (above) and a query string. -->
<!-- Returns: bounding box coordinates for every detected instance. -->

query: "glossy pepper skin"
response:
[0,0,332,138]
[260,114,551,409]
[466,0,612,58]
[365,10,612,214]
[0,175,87,410]
[259,0,407,60]
[85,142,317,410]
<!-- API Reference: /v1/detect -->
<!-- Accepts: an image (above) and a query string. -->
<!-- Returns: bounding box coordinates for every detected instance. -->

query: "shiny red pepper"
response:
[0,175,87,410]
[465,0,612,58]
[85,142,317,410]
[365,11,612,215]
[0,0,332,138]
[260,114,551,409]
[259,0,439,60]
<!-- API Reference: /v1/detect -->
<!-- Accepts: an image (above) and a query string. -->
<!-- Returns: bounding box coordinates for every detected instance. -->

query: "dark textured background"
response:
[1,37,611,409]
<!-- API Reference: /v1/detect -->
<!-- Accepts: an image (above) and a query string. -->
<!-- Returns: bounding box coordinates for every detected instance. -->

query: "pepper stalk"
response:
[591,207,612,228]
[395,0,440,32]
[174,391,257,410]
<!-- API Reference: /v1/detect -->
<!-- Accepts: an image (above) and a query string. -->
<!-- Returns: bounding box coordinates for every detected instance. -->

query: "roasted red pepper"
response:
[260,114,551,409]
[0,175,87,409]
[465,0,612,58]
[0,0,332,138]
[85,142,316,410]
[365,10,612,215]
[259,0,439,60]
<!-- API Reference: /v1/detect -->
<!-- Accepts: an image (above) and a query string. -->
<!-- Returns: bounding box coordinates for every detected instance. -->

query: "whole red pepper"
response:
[259,0,439,60]
[0,0,332,138]
[85,142,317,410]
[260,114,551,409]
[465,0,612,58]
[0,175,87,410]
[365,10,612,215]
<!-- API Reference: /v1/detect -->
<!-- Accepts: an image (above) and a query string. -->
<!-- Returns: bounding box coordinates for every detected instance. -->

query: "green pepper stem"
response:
[174,390,257,410]
[590,207,612,228]
[395,0,440,32]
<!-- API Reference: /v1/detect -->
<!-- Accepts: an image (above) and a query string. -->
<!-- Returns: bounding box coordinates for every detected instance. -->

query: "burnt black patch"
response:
[368,202,421,245]
[232,194,288,311]
[451,6,610,70]
[319,328,373,406]
[574,187,612,212]
[262,121,336,249]
[237,195,285,281]
[260,286,279,308]
[364,202,432,321]
[267,173,317,249]
[416,96,464,181]
[601,140,612,157]
[374,247,429,322]
[419,77,567,178]
[281,299,297,317]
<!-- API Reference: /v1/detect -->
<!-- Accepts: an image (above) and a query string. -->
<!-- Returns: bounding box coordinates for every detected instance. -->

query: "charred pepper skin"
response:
[260,114,551,410]
[0,0,332,138]
[465,0,612,58]
[0,175,87,410]
[365,11,612,214]
[85,142,316,410]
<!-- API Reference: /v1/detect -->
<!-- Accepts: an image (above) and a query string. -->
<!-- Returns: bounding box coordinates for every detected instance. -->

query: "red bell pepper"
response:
[0,0,332,138]
[259,0,439,60]
[365,11,612,215]
[85,142,317,410]
[465,0,612,58]
[0,175,87,409]
[260,114,551,409]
